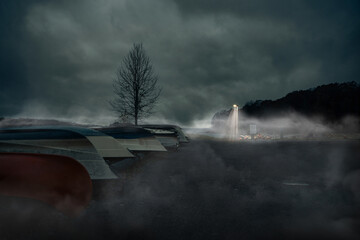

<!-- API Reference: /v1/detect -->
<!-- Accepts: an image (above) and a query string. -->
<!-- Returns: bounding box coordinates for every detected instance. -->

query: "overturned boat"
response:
[141,124,189,149]
[95,126,167,152]
[93,126,166,174]
[0,152,92,216]
[0,126,135,179]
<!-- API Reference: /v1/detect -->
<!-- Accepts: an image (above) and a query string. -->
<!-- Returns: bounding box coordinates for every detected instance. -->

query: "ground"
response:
[0,140,359,239]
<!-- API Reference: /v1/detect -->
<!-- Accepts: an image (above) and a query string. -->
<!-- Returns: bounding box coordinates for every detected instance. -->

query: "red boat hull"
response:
[0,153,92,216]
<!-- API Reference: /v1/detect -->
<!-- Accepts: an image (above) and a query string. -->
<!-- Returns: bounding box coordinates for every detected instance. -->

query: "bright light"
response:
[233,104,238,108]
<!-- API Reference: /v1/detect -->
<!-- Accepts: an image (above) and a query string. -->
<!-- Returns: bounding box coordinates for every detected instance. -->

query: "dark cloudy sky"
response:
[1,0,359,125]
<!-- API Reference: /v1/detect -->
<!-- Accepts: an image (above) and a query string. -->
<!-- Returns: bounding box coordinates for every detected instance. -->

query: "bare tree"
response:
[110,43,161,125]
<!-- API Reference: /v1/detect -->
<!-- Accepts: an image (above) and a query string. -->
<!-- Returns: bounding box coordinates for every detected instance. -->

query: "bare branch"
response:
[109,43,161,125]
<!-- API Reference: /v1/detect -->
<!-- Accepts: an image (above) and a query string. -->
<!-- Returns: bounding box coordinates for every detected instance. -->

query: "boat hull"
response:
[0,153,92,216]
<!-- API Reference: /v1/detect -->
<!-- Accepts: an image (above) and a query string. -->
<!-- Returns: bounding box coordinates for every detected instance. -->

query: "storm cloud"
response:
[1,0,359,124]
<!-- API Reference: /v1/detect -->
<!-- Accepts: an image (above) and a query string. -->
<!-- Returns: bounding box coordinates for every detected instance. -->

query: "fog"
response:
[1,138,359,239]
[209,110,360,139]
[0,111,359,239]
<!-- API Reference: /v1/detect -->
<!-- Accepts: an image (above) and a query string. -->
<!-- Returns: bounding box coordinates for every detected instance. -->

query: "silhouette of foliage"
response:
[242,82,360,121]
[212,82,360,126]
